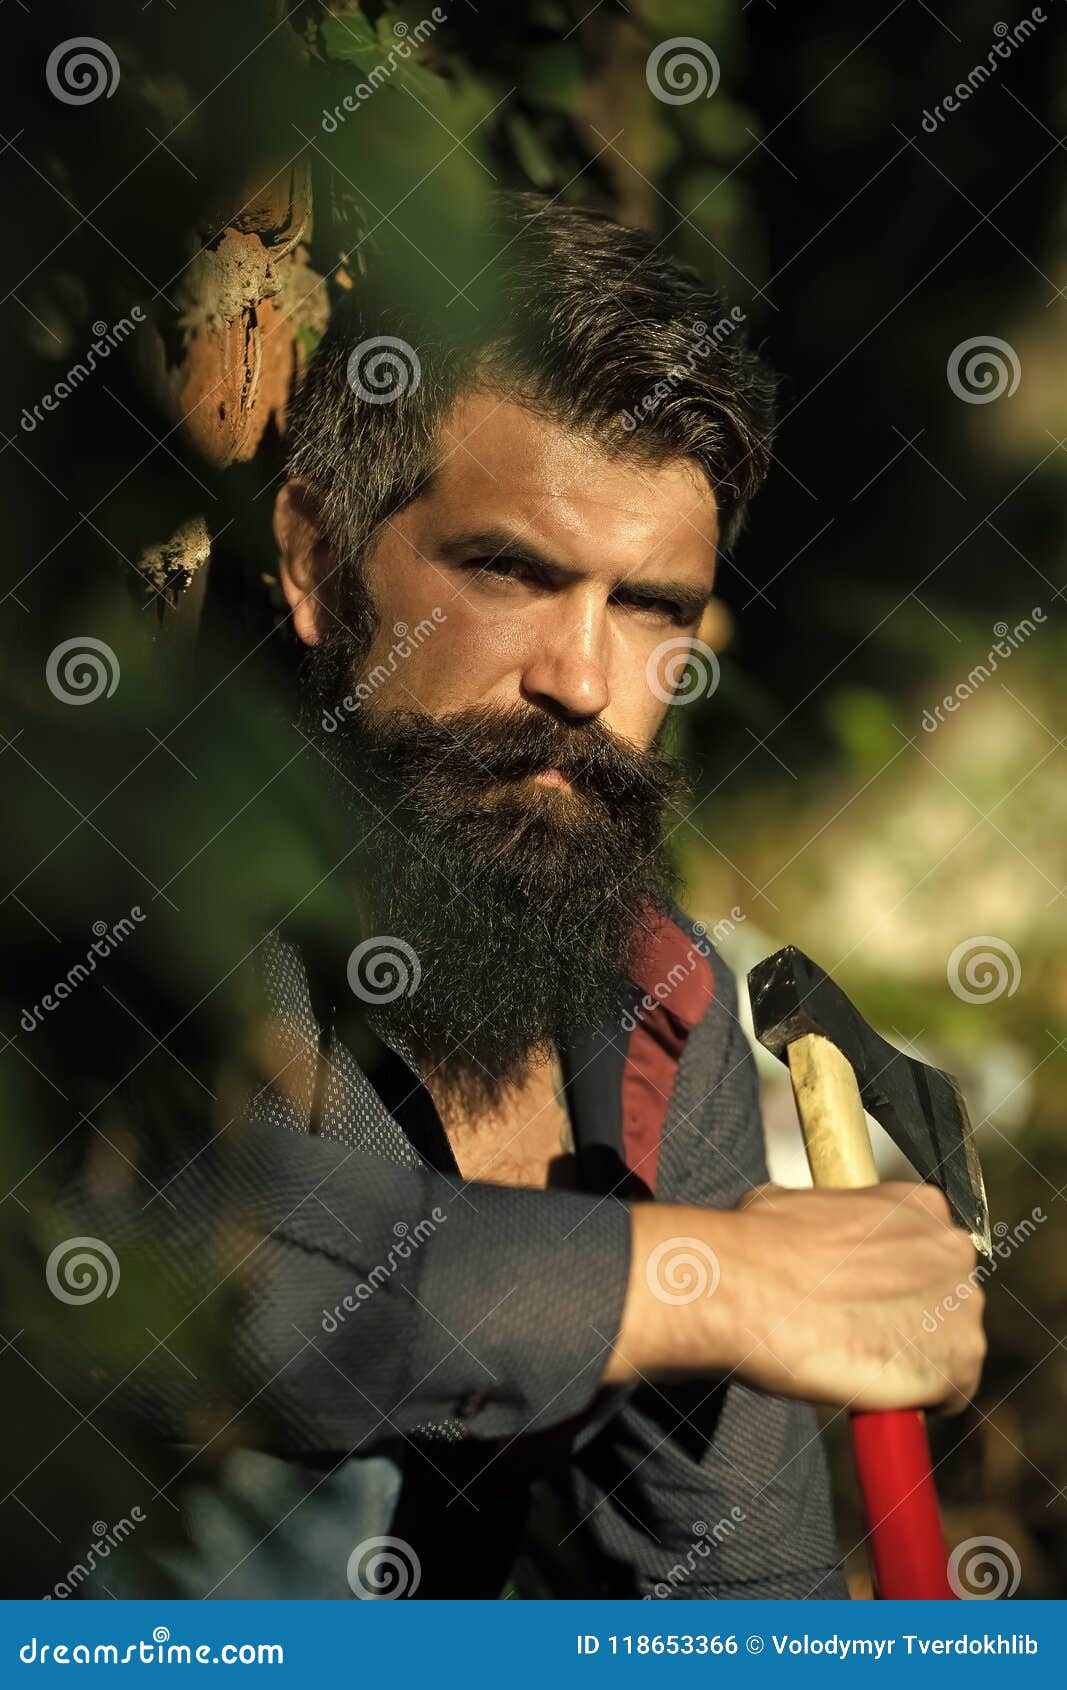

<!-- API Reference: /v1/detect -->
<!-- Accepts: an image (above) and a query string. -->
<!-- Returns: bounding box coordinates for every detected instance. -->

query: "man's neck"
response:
[422,1050,579,1190]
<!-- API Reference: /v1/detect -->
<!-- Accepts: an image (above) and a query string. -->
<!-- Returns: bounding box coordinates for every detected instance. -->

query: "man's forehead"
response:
[425,390,719,562]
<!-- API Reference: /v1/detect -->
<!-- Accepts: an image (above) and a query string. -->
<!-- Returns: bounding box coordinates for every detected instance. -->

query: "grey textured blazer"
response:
[67,909,848,1600]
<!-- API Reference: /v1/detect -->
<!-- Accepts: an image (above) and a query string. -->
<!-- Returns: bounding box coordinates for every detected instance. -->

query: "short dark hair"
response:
[287,193,777,590]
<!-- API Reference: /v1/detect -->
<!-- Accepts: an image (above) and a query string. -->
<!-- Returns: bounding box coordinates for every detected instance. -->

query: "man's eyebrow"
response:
[616,576,713,621]
[438,527,553,572]
[438,527,713,622]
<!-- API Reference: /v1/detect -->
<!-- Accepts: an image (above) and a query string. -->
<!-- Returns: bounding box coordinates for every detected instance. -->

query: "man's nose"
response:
[519,599,610,722]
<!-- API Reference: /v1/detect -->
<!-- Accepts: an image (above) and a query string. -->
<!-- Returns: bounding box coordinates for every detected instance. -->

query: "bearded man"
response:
[83,194,984,1599]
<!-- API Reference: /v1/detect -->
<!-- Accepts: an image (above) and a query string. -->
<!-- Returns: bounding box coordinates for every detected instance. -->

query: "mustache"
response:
[352,703,686,813]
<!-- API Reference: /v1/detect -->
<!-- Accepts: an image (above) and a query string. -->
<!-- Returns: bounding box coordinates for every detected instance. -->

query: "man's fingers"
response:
[735,1181,784,1212]
[883,1180,954,1225]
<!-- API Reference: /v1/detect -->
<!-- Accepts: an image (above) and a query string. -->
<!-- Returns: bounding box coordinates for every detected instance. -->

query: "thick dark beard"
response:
[302,633,685,1109]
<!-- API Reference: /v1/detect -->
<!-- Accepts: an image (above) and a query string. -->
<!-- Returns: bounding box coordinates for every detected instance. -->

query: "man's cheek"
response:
[350,605,457,713]
[599,642,670,752]
[421,611,538,708]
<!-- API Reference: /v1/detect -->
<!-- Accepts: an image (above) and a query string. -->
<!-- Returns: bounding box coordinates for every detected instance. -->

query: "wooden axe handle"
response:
[785,1032,955,1600]
[786,1033,878,1186]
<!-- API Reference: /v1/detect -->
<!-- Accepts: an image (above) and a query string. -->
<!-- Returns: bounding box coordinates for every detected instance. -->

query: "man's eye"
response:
[652,600,689,624]
[466,557,531,585]
[615,592,690,625]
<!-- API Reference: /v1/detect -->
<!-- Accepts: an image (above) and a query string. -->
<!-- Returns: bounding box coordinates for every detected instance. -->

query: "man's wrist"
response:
[603,1202,746,1384]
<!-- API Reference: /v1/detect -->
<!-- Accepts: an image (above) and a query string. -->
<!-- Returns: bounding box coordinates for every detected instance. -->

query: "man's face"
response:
[293,390,719,747]
[278,392,718,1093]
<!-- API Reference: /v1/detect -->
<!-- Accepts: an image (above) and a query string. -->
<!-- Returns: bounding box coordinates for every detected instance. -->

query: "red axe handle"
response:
[785,1033,955,1600]
[851,1408,955,1599]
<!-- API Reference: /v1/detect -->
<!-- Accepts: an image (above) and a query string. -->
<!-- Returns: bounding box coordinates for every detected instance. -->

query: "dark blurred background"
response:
[1,0,1064,1598]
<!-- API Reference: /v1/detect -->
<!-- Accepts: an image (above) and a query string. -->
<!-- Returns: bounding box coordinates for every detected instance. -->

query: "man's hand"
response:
[603,1182,986,1413]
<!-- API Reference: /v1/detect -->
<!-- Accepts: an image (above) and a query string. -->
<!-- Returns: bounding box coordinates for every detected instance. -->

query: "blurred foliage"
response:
[1,0,1064,1599]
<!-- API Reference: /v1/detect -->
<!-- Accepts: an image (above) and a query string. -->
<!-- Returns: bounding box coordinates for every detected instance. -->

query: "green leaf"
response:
[506,112,559,188]
[520,44,582,115]
[680,95,756,160]
[320,12,444,106]
[321,12,378,63]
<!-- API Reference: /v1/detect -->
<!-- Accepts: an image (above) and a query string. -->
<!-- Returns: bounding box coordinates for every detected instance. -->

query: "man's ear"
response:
[273,480,333,646]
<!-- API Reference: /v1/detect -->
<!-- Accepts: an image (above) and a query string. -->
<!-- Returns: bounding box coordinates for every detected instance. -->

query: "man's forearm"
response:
[48,1110,983,1460]
[605,1186,985,1413]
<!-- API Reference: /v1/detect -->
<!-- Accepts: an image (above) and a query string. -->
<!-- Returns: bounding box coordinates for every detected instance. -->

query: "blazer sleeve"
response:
[49,1112,634,1458]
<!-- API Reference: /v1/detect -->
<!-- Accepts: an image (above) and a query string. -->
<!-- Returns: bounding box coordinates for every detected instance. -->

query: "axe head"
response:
[747,946,991,1257]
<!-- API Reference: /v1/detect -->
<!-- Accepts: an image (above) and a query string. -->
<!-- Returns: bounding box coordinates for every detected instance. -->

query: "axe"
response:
[746,945,990,1601]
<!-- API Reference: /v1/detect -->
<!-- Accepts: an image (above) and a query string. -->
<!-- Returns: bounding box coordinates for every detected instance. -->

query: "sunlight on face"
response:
[355,391,720,750]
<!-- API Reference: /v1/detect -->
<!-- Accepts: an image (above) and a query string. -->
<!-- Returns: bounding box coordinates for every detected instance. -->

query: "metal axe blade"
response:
[747,945,991,1257]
